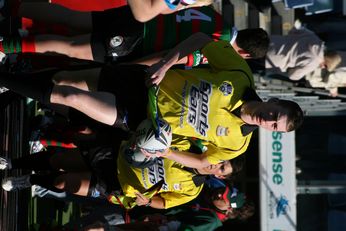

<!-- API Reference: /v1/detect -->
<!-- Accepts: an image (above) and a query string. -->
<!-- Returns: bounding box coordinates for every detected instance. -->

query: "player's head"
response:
[197,154,245,179]
[233,28,270,59]
[242,98,304,132]
[209,186,254,221]
[322,50,341,72]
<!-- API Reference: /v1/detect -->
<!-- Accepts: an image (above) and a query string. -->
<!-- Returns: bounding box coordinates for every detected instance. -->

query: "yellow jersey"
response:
[158,40,254,163]
[117,140,204,209]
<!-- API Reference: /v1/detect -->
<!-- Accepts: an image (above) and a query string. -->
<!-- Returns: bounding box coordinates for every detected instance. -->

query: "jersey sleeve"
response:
[201,40,250,72]
[205,139,250,164]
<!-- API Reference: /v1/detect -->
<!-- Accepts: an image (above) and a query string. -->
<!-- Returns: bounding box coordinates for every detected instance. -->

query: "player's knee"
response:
[63,91,81,107]
[51,86,79,106]
[54,176,66,190]
[52,72,68,85]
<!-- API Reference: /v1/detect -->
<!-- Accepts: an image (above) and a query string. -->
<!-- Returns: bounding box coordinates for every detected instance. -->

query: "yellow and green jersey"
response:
[117,140,203,209]
[157,40,254,163]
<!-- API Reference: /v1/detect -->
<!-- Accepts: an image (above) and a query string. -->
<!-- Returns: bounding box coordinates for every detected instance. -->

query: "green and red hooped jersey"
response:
[142,6,231,55]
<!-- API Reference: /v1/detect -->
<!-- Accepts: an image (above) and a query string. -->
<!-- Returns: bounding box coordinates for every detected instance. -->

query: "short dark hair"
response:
[223,155,245,179]
[268,98,304,132]
[230,155,245,175]
[236,28,270,59]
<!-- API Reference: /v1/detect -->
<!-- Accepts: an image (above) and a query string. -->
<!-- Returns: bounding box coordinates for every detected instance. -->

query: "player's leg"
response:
[53,145,121,197]
[0,68,119,126]
[2,172,92,196]
[50,85,117,126]
[0,34,94,61]
[0,147,89,172]
[53,68,100,91]
[35,34,94,61]
[18,2,93,32]
[53,172,92,196]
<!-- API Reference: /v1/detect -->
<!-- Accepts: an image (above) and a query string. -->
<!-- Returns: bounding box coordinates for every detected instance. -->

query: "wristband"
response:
[186,53,194,67]
[146,198,152,207]
[192,50,202,67]
[186,50,205,68]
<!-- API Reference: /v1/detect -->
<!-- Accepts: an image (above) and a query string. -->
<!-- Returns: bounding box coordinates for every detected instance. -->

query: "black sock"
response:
[11,150,54,171]
[0,17,21,37]
[30,172,65,193]
[0,91,20,109]
[0,69,59,104]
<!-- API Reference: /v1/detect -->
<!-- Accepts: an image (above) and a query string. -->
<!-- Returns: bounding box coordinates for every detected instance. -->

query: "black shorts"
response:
[84,145,120,197]
[77,128,128,197]
[97,64,149,131]
[91,6,145,62]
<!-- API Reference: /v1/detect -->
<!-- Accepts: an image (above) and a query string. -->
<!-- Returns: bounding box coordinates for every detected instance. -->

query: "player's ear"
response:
[237,49,251,59]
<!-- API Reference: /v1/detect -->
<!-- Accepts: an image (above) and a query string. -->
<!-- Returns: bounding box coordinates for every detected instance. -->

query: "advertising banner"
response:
[259,129,297,231]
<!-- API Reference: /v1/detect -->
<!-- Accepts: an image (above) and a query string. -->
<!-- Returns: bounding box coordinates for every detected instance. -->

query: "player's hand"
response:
[145,61,168,86]
[329,88,338,97]
[140,148,170,158]
[146,62,168,87]
[145,53,179,86]
[135,191,151,206]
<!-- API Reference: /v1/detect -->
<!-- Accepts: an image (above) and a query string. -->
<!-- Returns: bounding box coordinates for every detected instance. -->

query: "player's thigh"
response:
[50,148,89,171]
[53,68,101,91]
[35,34,93,61]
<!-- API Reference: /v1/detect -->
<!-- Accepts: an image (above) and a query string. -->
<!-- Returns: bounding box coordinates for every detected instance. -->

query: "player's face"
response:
[254,114,288,132]
[203,161,232,176]
[245,102,289,132]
